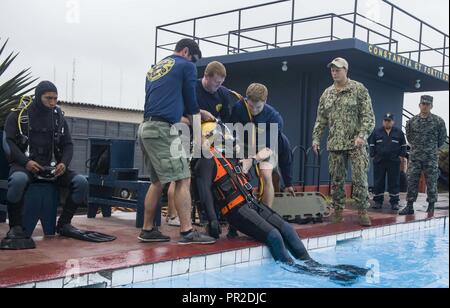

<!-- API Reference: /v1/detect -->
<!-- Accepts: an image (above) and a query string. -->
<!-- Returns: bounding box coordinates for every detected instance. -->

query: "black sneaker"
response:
[178,230,216,245]
[138,228,171,243]
[399,204,414,216]
[391,203,400,211]
[372,202,383,210]
[426,203,435,214]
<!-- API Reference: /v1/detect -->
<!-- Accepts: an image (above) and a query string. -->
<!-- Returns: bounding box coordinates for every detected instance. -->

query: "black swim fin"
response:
[0,226,36,250]
[332,264,370,277]
[57,224,116,243]
[305,259,370,277]
[282,262,358,286]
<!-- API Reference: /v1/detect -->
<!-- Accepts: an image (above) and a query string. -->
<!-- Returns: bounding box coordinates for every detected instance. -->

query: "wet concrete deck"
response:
[0,193,448,288]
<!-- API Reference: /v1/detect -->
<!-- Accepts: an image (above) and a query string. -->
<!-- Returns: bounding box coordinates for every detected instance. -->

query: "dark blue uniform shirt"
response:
[369,126,407,162]
[144,55,199,124]
[196,80,234,122]
[230,100,284,149]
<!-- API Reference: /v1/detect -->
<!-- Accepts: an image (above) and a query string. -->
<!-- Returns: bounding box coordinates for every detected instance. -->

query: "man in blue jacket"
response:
[230,83,284,208]
[368,113,407,211]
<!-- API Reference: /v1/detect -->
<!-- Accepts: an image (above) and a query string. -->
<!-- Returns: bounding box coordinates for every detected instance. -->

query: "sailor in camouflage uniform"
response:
[312,58,375,226]
[400,95,448,216]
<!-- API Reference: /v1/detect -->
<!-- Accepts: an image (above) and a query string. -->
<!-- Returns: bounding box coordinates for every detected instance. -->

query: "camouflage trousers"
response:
[406,158,440,204]
[328,147,370,210]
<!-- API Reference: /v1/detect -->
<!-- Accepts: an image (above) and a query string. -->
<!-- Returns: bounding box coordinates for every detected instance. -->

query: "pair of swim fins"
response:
[0,224,116,250]
[305,259,371,277]
[57,224,116,243]
[283,260,370,286]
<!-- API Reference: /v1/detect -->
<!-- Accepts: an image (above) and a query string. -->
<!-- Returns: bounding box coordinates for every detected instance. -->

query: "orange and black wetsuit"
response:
[194,147,310,263]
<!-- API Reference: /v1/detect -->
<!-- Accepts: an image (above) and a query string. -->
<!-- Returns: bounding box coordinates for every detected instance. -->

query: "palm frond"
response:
[0,38,37,128]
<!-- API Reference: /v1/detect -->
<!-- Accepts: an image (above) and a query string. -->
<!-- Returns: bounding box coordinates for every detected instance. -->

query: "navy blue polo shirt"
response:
[144,55,200,124]
[230,100,284,149]
[196,80,234,122]
[368,126,407,162]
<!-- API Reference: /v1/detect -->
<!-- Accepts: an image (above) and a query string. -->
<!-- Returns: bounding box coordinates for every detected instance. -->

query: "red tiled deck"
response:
[0,193,448,288]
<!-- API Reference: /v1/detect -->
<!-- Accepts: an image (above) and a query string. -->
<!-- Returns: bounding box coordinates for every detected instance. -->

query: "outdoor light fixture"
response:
[282,61,288,72]
[415,79,421,89]
[120,189,131,200]
[378,67,385,78]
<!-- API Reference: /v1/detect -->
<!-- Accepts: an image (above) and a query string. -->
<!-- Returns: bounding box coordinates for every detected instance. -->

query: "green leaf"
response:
[0,38,37,129]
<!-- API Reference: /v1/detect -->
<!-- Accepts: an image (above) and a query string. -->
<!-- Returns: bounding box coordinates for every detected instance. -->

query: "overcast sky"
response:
[0,0,448,131]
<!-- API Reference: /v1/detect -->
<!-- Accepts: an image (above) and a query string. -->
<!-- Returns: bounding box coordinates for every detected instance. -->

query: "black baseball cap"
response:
[384,113,395,121]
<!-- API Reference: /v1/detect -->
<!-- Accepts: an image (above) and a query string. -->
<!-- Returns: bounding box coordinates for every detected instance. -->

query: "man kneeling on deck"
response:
[194,121,370,284]
[1,81,115,250]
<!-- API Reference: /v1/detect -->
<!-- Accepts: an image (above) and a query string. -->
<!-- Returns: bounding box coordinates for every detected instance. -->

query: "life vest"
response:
[210,147,254,216]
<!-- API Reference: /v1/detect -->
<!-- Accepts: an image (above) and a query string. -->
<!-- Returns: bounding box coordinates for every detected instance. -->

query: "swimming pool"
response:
[128,224,449,288]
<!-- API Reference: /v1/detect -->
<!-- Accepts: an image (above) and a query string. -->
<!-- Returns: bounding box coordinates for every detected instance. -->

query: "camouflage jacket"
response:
[406,113,448,161]
[312,79,375,151]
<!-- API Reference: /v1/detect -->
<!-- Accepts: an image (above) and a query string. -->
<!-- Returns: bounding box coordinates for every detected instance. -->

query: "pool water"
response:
[129,224,449,288]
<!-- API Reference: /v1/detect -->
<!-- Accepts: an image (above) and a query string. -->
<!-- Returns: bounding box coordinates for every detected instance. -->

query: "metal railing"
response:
[155,0,449,75]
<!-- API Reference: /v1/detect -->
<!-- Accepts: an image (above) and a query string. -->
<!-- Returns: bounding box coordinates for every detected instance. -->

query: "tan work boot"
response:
[358,210,372,227]
[332,209,344,224]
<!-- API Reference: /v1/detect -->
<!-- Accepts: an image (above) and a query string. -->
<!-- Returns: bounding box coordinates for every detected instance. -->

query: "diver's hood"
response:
[33,81,58,112]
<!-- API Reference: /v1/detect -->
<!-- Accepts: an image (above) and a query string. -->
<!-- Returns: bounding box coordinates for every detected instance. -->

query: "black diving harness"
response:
[13,96,64,181]
[210,147,265,215]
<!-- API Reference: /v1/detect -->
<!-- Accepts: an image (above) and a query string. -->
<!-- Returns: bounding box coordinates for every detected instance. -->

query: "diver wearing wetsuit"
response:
[1,81,115,250]
[195,153,309,263]
[195,122,370,284]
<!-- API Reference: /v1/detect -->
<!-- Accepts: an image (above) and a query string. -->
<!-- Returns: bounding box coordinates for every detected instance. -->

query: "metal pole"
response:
[275,25,278,47]
[290,0,295,46]
[330,16,334,40]
[71,58,76,103]
[443,36,447,73]
[193,19,196,40]
[353,0,358,38]
[154,28,159,65]
[237,10,242,53]
[301,147,307,192]
[389,6,394,51]
[418,22,423,63]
